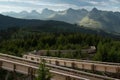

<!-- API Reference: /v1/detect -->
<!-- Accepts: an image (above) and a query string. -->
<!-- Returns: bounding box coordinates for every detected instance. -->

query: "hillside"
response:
[79,8,120,33]
[0,14,78,32]
[0,13,120,39]
[2,8,120,33]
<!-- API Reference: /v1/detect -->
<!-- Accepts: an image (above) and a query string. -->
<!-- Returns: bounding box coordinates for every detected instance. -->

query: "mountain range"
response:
[1,8,120,33]
[0,13,120,39]
[0,14,80,32]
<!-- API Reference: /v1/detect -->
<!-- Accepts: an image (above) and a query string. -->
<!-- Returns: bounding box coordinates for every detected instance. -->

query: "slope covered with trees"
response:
[0,13,120,63]
[0,14,79,31]
[0,28,120,63]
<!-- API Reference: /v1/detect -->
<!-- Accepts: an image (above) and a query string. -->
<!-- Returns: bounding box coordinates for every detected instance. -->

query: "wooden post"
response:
[116,67,120,79]
[56,60,59,66]
[28,67,34,80]
[66,76,71,80]
[64,62,66,66]
[13,64,16,72]
[13,64,17,80]
[31,68,34,80]
[82,64,84,70]
[0,61,3,69]
[104,66,107,73]
[72,62,76,69]
[28,67,31,80]
[91,64,95,73]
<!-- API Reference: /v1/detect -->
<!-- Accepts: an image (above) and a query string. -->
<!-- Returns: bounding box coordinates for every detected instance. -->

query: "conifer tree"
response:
[36,59,51,80]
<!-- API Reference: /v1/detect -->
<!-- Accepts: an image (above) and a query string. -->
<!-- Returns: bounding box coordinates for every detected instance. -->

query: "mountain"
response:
[1,8,88,23]
[0,13,120,39]
[40,8,56,19]
[0,14,42,29]
[2,11,29,18]
[0,14,84,33]
[79,8,120,33]
[24,10,41,19]
[1,8,120,33]
[1,9,56,20]
[49,8,88,24]
[79,8,102,29]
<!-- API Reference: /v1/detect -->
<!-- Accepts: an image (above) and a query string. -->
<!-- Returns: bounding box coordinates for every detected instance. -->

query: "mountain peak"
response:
[42,8,55,14]
[43,8,49,11]
[20,11,28,14]
[90,7,100,14]
[42,8,53,12]
[91,7,98,12]
[81,8,88,12]
[67,8,75,12]
[31,10,39,13]
[30,10,40,15]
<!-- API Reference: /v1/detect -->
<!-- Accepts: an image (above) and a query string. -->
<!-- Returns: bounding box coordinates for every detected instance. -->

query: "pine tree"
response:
[36,59,51,80]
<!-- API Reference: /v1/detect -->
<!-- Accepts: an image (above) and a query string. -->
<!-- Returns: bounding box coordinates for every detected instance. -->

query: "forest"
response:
[0,27,120,63]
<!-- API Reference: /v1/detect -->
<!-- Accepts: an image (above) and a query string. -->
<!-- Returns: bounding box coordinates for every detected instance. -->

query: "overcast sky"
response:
[0,0,120,12]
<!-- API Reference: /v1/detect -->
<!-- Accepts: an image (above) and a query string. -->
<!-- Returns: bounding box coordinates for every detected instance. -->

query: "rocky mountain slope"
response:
[2,8,120,33]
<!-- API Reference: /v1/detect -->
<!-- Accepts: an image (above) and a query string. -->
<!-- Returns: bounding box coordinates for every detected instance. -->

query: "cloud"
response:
[88,1,107,6]
[109,0,120,3]
[0,4,31,12]
[0,0,120,12]
[0,0,81,12]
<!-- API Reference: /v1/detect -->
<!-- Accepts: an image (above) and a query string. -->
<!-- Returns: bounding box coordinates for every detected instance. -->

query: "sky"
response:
[0,0,120,13]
